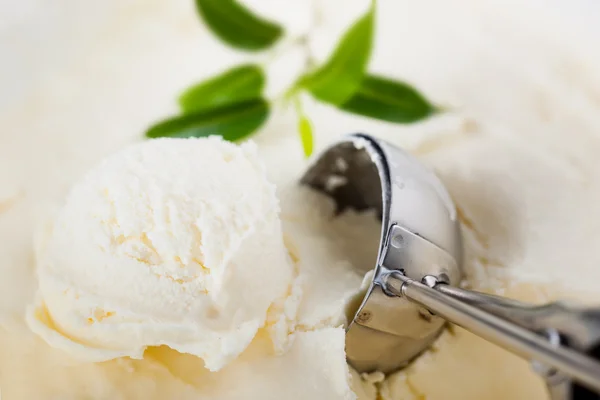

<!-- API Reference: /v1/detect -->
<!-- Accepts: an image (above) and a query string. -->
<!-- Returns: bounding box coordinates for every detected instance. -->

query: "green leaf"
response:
[195,0,283,51]
[340,75,438,123]
[179,64,265,113]
[298,114,314,158]
[146,99,269,141]
[298,2,375,105]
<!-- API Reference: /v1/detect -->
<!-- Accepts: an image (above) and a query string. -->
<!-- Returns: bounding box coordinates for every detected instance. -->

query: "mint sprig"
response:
[178,64,265,113]
[341,75,439,123]
[296,2,375,106]
[145,0,440,157]
[147,99,269,141]
[195,0,283,51]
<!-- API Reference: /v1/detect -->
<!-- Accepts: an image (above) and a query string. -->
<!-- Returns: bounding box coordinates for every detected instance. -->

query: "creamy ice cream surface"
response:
[24,135,376,400]
[27,137,298,371]
[3,0,600,399]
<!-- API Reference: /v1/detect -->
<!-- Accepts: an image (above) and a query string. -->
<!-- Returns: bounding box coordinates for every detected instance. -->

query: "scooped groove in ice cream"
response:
[26,137,299,371]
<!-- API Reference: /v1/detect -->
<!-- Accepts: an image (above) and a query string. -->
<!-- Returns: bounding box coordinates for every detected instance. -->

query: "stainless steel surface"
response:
[384,271,600,394]
[533,330,571,400]
[301,133,600,398]
[435,284,600,351]
[301,133,463,374]
[435,283,600,399]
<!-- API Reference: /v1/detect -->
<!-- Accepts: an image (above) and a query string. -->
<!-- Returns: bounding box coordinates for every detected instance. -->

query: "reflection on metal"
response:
[301,133,600,399]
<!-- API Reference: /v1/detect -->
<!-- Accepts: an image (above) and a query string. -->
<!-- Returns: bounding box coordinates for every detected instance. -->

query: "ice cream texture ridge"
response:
[27,136,377,399]
[26,137,301,371]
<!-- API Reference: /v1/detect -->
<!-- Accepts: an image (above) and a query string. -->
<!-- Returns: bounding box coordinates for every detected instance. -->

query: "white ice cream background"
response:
[1,0,600,399]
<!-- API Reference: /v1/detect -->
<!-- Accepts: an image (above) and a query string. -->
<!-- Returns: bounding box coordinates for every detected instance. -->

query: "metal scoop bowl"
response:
[301,133,600,400]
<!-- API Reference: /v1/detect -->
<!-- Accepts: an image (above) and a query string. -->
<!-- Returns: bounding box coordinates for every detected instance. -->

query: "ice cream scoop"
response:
[27,137,297,371]
[301,133,600,399]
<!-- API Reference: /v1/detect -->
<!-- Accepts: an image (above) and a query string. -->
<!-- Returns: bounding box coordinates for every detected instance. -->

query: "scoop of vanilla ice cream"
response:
[26,137,297,371]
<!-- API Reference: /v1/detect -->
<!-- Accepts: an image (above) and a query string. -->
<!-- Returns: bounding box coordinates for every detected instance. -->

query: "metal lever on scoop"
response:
[301,133,600,399]
[382,271,600,395]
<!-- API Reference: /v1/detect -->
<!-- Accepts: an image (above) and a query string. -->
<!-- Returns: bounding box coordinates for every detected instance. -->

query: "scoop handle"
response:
[383,271,600,398]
